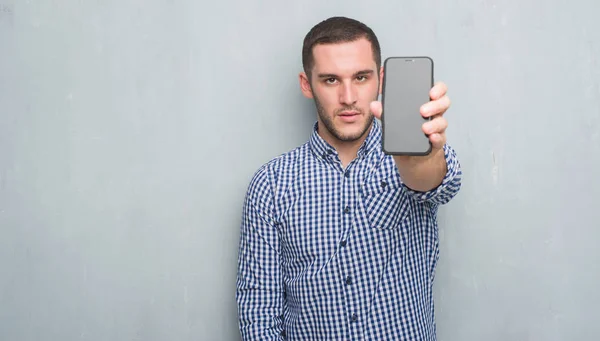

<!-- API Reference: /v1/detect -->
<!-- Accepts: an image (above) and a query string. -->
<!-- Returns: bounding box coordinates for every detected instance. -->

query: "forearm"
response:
[237,217,286,340]
[237,286,285,340]
[394,147,447,192]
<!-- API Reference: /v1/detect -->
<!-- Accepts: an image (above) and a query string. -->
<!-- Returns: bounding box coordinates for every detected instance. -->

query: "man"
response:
[236,16,462,341]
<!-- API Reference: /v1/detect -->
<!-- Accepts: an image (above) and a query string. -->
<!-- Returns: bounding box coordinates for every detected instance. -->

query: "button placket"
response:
[339,158,364,338]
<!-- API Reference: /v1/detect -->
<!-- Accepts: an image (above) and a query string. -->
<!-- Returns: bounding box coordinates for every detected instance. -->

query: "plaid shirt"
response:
[236,119,462,340]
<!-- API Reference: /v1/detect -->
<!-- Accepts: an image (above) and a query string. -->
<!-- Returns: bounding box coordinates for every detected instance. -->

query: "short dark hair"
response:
[302,16,382,80]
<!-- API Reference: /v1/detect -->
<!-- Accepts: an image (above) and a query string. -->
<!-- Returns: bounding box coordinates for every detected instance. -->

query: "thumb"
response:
[370,100,382,120]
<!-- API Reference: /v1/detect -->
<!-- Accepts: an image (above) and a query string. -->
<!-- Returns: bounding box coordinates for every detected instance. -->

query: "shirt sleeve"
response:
[236,165,285,341]
[402,143,462,206]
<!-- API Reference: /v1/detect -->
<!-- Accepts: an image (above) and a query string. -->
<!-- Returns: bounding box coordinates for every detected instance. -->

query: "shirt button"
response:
[345,276,352,285]
[344,172,349,178]
[339,240,347,247]
[344,206,350,214]
[351,313,358,322]
[381,180,387,188]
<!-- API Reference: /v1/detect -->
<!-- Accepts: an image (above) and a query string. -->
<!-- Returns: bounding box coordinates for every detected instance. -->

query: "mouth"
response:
[338,111,361,123]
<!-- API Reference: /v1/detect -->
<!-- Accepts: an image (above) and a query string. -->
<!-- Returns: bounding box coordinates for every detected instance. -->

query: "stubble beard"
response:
[313,92,377,142]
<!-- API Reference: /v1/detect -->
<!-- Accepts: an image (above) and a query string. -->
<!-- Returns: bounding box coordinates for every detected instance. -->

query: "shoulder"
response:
[245,142,309,202]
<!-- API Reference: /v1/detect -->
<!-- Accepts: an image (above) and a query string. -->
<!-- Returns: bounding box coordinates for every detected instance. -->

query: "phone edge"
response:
[381,56,434,156]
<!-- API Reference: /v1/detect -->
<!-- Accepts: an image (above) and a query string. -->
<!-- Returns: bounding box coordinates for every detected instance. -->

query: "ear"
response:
[299,72,314,99]
[378,66,384,95]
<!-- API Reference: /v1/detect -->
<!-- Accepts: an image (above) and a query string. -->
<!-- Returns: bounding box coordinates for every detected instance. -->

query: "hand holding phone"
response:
[380,56,434,156]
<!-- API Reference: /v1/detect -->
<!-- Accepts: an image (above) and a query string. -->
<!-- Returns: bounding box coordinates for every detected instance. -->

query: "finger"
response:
[370,100,382,120]
[428,133,446,149]
[420,95,451,118]
[430,81,447,100]
[422,116,448,135]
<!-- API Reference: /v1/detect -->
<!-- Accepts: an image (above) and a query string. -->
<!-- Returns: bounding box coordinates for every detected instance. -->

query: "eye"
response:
[325,78,337,84]
[356,75,367,82]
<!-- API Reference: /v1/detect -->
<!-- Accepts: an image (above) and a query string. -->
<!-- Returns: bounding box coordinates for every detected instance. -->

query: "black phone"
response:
[381,56,434,156]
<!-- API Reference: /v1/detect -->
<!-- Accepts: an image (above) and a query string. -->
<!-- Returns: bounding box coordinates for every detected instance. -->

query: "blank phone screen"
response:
[381,57,433,155]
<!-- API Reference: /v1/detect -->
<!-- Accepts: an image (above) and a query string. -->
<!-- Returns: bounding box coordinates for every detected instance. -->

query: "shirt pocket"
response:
[360,172,410,230]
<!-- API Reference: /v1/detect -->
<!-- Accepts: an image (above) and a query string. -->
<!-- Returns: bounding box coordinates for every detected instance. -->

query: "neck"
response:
[317,121,372,168]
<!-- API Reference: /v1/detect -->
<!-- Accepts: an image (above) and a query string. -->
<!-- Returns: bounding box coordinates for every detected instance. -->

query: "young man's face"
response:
[300,37,382,143]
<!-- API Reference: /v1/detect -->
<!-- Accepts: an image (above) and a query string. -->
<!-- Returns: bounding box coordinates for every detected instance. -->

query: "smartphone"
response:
[381,56,434,156]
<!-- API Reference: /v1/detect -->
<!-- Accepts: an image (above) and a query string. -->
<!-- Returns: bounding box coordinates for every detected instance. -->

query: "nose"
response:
[339,81,357,105]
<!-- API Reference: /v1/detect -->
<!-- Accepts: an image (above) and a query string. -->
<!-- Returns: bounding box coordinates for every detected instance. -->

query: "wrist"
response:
[394,146,444,168]
[393,147,447,192]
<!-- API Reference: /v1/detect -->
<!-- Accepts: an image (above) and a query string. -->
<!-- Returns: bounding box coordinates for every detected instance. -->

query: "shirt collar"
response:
[309,119,382,161]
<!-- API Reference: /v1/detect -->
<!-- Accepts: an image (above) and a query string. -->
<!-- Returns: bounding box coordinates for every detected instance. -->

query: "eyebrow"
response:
[317,69,374,79]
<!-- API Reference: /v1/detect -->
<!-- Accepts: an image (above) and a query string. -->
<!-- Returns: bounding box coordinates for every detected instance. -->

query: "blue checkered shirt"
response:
[236,119,462,340]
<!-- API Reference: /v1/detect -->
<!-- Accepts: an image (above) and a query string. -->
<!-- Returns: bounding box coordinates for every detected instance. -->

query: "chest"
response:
[275,156,411,267]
